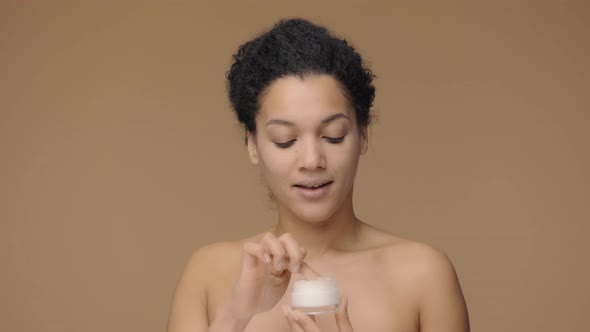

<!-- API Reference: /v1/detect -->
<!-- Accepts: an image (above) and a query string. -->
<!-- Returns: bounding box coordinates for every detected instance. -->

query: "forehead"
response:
[258,74,353,124]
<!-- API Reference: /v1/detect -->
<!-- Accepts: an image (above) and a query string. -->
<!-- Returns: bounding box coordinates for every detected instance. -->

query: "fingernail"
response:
[276,260,284,271]
[263,253,271,263]
[291,311,299,321]
[292,263,300,273]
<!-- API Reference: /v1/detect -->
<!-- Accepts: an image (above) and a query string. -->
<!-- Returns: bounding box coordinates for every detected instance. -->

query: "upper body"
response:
[166,18,470,332]
[168,225,469,332]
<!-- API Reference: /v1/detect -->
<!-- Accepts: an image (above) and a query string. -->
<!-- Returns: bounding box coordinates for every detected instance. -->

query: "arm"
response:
[167,247,251,332]
[415,246,470,332]
[167,234,310,332]
[166,248,210,332]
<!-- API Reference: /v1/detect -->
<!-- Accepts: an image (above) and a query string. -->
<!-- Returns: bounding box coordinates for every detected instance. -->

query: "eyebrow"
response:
[265,113,350,127]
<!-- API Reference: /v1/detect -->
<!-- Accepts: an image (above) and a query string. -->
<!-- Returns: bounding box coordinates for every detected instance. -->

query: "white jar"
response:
[291,277,340,315]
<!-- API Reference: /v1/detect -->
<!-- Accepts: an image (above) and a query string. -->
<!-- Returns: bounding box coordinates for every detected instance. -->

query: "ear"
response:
[359,126,368,155]
[246,132,259,165]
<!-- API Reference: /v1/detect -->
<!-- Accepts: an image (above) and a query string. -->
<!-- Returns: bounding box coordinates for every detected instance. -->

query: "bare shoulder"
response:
[385,239,456,277]
[371,231,469,331]
[188,241,242,269]
[172,241,242,300]
[361,225,458,280]
[182,233,266,283]
[167,240,248,331]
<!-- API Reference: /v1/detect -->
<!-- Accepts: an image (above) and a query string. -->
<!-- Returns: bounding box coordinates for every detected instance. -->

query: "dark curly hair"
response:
[226,18,375,137]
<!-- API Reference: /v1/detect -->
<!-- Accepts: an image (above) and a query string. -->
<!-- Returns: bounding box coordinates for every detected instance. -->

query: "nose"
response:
[297,138,326,170]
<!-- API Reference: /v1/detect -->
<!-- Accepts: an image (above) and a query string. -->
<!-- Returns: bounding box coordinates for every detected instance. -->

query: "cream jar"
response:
[291,277,340,315]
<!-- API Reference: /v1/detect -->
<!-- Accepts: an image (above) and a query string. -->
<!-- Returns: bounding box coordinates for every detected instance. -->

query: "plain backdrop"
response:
[1,1,589,331]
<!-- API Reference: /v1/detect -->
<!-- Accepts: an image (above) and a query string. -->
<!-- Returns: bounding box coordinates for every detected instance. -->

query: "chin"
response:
[274,187,351,223]
[291,203,339,224]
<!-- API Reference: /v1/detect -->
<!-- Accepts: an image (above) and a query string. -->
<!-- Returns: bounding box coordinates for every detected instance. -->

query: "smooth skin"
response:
[166,75,470,332]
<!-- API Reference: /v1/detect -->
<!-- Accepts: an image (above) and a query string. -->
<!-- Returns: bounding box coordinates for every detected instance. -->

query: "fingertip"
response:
[335,295,352,328]
[288,249,304,272]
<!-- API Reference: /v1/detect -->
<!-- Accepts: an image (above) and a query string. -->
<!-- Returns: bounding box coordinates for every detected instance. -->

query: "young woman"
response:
[167,18,470,332]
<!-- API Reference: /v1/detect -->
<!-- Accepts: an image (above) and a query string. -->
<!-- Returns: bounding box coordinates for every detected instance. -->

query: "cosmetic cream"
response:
[291,277,340,315]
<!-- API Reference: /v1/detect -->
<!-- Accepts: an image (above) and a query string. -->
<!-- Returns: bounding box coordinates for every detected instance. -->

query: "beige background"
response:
[1,1,589,331]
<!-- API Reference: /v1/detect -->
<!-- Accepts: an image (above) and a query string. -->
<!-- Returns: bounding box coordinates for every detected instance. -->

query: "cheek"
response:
[258,150,293,183]
[327,150,361,181]
[334,138,361,165]
[338,154,360,175]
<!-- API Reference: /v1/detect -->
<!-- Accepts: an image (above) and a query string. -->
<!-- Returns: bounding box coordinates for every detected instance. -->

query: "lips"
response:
[293,181,333,189]
[293,181,333,199]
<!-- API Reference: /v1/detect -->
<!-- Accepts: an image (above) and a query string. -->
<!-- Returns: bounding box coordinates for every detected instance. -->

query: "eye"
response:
[274,139,296,149]
[324,136,345,144]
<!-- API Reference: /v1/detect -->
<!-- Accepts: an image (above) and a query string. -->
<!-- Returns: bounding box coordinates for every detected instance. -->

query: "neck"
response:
[271,192,361,258]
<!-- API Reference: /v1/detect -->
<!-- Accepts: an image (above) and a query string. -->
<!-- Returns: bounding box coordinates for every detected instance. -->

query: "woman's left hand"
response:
[281,296,354,332]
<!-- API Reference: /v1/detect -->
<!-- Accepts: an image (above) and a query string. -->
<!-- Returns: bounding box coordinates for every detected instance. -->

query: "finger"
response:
[281,305,305,332]
[291,310,321,332]
[300,246,307,258]
[297,261,321,280]
[278,233,305,273]
[262,232,287,273]
[335,295,354,332]
[242,242,271,268]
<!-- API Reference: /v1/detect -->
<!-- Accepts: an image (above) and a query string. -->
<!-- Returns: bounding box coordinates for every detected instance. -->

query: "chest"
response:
[245,289,418,332]
[209,264,420,332]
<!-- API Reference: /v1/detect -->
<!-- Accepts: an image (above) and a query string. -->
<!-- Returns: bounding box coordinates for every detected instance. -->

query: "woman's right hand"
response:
[228,232,318,321]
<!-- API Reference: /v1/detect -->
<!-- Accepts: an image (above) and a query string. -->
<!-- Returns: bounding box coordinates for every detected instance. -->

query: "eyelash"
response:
[274,136,345,149]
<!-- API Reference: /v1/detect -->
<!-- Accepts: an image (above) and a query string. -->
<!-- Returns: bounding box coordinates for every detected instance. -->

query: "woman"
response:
[167,18,469,332]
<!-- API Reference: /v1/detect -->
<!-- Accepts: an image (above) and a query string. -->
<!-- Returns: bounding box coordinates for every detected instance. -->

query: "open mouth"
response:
[293,181,333,199]
[294,181,333,189]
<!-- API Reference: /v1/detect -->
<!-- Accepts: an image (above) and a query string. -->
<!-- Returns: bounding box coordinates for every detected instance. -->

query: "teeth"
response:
[303,182,327,188]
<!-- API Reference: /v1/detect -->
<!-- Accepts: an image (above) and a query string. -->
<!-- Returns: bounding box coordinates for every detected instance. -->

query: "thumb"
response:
[335,295,354,332]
